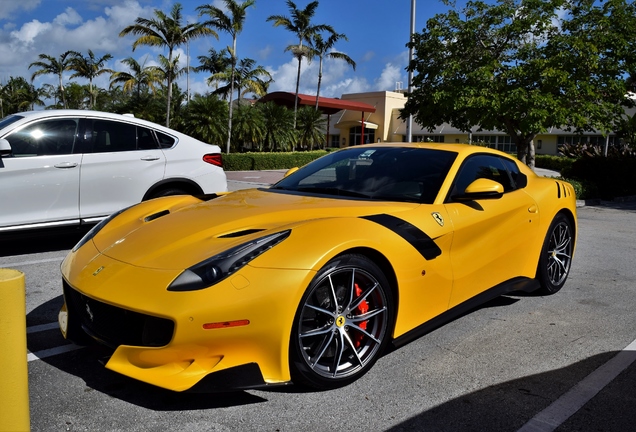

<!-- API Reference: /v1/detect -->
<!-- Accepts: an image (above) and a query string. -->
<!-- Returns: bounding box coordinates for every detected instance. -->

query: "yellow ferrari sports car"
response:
[59,143,576,392]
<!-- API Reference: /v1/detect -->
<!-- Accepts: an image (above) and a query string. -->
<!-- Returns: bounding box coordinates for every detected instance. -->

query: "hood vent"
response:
[144,209,170,222]
[218,228,265,239]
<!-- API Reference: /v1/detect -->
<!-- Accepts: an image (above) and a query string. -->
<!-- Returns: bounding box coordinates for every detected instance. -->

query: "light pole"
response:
[407,0,416,143]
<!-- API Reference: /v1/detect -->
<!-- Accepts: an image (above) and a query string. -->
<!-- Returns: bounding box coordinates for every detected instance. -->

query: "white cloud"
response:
[10,20,51,46]
[0,0,40,20]
[53,7,83,26]
[374,63,404,92]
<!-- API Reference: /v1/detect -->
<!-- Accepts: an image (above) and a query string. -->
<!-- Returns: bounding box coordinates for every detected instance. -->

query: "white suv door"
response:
[78,118,166,221]
[0,118,82,230]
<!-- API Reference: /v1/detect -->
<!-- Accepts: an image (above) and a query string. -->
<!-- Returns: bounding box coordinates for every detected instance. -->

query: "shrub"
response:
[535,155,574,173]
[561,156,636,200]
[223,150,328,171]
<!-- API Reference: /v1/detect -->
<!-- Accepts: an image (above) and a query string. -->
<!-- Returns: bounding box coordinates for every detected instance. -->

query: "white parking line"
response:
[27,321,84,362]
[27,322,59,334]
[517,338,636,432]
[28,344,83,362]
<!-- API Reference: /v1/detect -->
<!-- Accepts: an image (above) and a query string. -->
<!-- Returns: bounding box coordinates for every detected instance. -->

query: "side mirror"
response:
[284,167,299,178]
[452,178,504,202]
[0,138,11,157]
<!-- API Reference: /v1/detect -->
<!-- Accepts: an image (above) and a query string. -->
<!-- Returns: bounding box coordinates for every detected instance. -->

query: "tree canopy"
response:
[402,0,636,167]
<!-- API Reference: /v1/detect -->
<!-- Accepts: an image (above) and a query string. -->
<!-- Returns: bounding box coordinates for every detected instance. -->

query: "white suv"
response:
[0,110,227,232]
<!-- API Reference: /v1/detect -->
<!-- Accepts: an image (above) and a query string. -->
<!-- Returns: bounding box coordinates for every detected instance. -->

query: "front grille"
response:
[63,280,174,348]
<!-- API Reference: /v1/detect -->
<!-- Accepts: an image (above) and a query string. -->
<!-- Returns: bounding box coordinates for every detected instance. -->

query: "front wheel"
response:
[290,254,394,390]
[536,213,574,295]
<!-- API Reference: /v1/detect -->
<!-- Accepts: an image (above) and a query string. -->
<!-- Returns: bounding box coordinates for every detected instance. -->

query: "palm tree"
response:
[259,102,297,151]
[1,76,45,114]
[232,102,265,151]
[311,32,356,109]
[120,3,216,127]
[180,93,228,144]
[28,51,73,108]
[211,58,272,101]
[67,50,114,109]
[194,47,232,91]
[198,0,256,154]
[267,0,334,126]
[110,56,161,99]
[296,106,326,150]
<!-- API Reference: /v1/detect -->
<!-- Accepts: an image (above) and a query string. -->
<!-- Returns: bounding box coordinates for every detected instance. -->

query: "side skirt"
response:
[391,277,539,349]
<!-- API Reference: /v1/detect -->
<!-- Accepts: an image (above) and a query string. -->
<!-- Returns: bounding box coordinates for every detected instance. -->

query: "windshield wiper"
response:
[296,187,371,199]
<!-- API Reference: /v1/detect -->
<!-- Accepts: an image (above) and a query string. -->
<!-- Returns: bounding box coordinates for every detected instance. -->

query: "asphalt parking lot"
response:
[1,175,635,432]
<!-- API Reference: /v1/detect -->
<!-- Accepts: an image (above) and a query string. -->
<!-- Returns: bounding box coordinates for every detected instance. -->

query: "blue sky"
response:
[0,0,454,99]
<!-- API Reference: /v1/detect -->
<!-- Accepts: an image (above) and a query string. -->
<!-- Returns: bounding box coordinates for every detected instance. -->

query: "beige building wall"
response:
[327,91,622,155]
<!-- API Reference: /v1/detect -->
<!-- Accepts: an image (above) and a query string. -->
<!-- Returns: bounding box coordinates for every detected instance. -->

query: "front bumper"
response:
[59,242,314,392]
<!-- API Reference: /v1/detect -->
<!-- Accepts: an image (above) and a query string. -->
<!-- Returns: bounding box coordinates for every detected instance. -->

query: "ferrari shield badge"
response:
[432,212,444,227]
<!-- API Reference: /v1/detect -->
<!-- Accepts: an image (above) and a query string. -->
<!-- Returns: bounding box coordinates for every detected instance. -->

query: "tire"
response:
[149,187,188,199]
[290,254,394,390]
[536,213,574,295]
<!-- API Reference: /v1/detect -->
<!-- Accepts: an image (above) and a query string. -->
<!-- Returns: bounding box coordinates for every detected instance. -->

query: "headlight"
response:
[167,230,291,292]
[72,206,132,252]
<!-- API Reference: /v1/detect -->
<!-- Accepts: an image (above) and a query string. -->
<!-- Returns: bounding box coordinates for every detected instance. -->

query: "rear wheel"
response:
[537,213,574,294]
[290,254,394,389]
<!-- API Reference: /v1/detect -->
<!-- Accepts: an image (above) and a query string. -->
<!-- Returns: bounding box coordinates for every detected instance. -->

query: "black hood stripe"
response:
[361,214,442,260]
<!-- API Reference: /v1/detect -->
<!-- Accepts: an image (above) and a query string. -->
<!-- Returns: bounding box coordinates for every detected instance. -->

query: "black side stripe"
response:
[361,214,442,260]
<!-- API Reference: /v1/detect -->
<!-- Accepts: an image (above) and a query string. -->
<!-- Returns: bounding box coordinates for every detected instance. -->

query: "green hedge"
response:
[223,151,328,171]
[535,155,575,172]
[561,157,636,200]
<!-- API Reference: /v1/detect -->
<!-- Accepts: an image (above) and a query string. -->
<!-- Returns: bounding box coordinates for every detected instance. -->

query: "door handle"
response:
[54,162,78,169]
[528,205,538,213]
[141,156,160,161]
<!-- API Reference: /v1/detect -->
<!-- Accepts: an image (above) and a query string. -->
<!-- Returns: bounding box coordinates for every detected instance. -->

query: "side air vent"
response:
[144,209,170,222]
[218,229,265,239]
[555,181,573,199]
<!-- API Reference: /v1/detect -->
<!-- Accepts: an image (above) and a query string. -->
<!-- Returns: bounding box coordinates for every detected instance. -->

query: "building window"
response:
[413,135,445,143]
[557,135,619,149]
[330,135,341,148]
[349,126,375,146]
[472,135,516,153]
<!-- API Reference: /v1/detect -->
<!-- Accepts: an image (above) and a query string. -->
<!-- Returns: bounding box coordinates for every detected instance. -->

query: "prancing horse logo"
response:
[335,316,346,327]
[432,212,444,227]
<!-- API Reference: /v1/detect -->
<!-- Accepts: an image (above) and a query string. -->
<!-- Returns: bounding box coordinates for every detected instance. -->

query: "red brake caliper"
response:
[353,283,369,348]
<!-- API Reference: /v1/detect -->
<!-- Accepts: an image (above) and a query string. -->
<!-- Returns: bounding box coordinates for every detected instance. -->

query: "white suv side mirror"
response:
[0,138,11,157]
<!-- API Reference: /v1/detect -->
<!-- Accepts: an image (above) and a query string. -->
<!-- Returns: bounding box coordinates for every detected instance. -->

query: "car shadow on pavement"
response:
[0,226,92,257]
[386,351,635,432]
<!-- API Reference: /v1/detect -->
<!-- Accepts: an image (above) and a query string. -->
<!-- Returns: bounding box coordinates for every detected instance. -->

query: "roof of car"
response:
[11,110,178,136]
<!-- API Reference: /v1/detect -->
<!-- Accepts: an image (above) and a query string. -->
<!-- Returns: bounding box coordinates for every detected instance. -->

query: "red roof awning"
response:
[259,91,376,115]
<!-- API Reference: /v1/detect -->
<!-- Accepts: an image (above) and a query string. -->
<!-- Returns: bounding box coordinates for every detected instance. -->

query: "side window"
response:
[137,126,158,150]
[451,154,515,196]
[5,119,78,157]
[90,120,136,153]
[155,131,176,149]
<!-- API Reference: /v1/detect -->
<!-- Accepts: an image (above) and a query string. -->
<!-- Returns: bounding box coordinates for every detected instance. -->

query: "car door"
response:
[444,154,540,307]
[0,118,82,230]
[78,119,166,221]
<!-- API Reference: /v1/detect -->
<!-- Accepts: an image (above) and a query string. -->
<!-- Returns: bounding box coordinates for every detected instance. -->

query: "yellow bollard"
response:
[0,269,30,432]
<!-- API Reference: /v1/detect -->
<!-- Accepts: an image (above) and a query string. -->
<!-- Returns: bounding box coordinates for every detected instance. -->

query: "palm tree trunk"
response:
[226,37,237,154]
[315,58,324,110]
[294,57,301,130]
[166,48,173,127]
[59,74,67,109]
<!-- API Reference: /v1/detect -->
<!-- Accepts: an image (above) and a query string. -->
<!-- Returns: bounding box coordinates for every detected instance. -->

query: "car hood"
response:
[93,188,420,270]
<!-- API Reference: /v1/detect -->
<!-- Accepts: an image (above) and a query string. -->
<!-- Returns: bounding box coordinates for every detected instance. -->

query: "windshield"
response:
[272,146,457,204]
[0,114,25,134]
